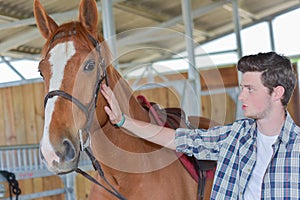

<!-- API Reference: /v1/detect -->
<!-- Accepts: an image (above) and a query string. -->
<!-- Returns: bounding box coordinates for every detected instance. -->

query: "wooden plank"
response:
[287,64,300,125]
[200,66,238,90]
[0,88,5,146]
[22,84,38,144]
[11,85,26,144]
[33,82,45,140]
[201,93,236,125]
[33,177,44,198]
[3,88,17,145]
[76,172,95,200]
[41,176,64,200]
[134,87,180,108]
[128,66,238,91]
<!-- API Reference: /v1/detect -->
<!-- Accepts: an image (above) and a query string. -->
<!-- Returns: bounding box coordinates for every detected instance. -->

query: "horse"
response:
[33,0,215,199]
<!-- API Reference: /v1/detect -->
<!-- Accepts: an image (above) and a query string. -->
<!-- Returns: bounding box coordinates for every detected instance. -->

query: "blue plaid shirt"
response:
[175,112,300,199]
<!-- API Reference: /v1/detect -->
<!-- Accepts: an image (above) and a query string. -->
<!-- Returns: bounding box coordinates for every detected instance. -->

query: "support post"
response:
[232,0,243,119]
[181,0,201,116]
[101,0,119,69]
[62,173,76,200]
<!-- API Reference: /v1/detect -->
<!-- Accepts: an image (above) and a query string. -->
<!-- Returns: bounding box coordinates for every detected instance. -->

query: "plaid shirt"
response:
[175,112,300,199]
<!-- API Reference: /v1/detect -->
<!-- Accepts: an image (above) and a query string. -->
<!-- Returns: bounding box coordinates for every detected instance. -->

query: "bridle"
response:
[43,29,126,200]
[44,34,108,140]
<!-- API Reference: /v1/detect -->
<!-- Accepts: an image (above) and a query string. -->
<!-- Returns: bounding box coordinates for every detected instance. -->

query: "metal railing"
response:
[0,144,93,200]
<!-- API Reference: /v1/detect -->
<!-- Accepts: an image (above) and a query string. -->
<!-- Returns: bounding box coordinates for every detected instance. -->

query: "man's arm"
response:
[101,84,176,150]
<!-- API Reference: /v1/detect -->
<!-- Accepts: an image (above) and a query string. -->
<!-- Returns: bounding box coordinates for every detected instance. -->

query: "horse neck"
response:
[90,66,180,180]
[92,66,158,151]
[107,66,149,122]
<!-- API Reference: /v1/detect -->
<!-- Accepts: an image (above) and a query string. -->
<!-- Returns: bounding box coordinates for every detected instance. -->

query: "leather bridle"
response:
[44,34,108,141]
[43,30,126,200]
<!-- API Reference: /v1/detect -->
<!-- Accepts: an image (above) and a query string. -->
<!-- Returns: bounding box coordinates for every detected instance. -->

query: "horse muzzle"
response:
[40,138,80,174]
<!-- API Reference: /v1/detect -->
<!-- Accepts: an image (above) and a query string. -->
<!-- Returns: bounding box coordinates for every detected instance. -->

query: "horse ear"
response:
[79,0,98,33]
[33,0,58,39]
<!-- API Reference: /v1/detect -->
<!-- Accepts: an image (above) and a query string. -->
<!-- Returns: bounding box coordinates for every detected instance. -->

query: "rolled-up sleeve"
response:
[174,126,230,161]
[175,128,196,156]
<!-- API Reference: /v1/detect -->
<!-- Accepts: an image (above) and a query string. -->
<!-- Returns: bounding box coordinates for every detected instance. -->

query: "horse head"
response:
[34,0,114,174]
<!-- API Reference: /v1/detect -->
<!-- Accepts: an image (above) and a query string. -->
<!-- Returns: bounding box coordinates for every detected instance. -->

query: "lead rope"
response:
[0,170,21,200]
[76,147,127,200]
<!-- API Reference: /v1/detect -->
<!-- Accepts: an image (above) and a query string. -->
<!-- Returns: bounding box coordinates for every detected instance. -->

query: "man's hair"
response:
[237,52,297,106]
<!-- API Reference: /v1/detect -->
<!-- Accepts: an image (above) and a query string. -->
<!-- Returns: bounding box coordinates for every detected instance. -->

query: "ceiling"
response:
[0,0,300,81]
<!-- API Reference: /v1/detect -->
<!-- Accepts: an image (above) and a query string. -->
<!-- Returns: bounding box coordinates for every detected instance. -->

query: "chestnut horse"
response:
[34,0,215,199]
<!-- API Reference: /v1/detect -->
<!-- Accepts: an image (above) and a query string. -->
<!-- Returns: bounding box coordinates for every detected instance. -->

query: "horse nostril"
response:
[63,139,76,162]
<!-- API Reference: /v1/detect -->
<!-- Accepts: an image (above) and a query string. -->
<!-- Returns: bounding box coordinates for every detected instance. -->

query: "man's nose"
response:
[238,89,245,101]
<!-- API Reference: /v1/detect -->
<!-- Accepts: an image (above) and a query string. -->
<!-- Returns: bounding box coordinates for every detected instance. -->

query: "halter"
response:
[43,30,126,200]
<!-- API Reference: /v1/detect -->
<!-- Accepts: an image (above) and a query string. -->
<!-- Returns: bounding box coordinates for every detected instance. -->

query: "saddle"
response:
[137,95,216,199]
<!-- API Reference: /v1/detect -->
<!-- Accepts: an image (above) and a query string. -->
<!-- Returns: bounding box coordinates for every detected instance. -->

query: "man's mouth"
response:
[242,104,247,110]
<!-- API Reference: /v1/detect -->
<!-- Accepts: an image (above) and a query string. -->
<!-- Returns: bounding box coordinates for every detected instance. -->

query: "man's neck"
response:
[257,109,286,136]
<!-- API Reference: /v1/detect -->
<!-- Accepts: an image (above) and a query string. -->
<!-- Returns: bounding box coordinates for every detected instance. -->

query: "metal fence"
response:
[0,144,93,200]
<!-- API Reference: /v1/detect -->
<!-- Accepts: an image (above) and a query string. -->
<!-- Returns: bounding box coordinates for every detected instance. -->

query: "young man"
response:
[101,52,299,199]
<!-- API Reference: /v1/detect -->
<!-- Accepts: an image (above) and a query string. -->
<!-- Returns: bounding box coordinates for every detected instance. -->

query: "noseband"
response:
[43,30,126,200]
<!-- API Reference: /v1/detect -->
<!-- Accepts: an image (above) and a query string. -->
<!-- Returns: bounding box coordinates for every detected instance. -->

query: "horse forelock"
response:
[41,22,95,57]
[41,21,113,79]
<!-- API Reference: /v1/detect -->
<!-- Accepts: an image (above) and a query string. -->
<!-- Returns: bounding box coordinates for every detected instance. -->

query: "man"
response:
[101,52,299,199]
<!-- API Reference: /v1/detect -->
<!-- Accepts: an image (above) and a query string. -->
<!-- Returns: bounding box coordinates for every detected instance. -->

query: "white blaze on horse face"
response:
[40,41,76,166]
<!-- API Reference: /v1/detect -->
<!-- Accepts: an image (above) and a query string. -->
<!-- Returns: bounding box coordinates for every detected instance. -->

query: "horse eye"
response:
[84,60,96,71]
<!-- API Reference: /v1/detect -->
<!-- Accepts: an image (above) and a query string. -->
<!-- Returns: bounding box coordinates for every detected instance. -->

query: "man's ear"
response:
[272,85,285,101]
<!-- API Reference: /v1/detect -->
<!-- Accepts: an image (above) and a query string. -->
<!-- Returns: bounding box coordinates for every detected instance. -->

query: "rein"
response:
[43,30,126,200]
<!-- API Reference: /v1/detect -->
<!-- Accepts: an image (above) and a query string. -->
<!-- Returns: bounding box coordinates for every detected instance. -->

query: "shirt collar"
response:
[277,111,299,147]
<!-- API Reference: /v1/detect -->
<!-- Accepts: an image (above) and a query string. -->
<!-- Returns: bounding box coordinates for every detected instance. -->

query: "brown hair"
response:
[237,52,297,106]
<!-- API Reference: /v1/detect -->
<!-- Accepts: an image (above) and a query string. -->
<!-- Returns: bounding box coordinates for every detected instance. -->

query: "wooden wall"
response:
[0,83,44,146]
[0,83,93,199]
[131,66,239,125]
[0,83,63,199]
[0,64,299,199]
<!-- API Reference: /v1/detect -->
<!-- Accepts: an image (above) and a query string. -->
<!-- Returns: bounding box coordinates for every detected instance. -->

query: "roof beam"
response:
[118,0,230,46]
[0,2,105,31]
[0,51,40,60]
[114,3,169,22]
[0,1,129,55]
[223,4,260,21]
[0,28,39,53]
[0,0,125,31]
[0,2,105,55]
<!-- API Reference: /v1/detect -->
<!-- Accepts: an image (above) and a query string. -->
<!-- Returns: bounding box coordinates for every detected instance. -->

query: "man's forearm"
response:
[121,115,176,150]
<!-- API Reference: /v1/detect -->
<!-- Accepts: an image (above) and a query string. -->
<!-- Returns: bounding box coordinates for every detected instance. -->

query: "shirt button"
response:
[247,168,251,172]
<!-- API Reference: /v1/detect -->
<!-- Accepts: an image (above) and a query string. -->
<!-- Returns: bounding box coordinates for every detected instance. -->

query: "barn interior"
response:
[0,0,300,199]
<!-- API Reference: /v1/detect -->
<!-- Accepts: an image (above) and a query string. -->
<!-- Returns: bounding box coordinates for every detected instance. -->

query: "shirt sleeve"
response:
[174,125,232,160]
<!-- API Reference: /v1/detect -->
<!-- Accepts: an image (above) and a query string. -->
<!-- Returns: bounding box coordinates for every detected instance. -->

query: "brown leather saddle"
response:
[137,95,216,199]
